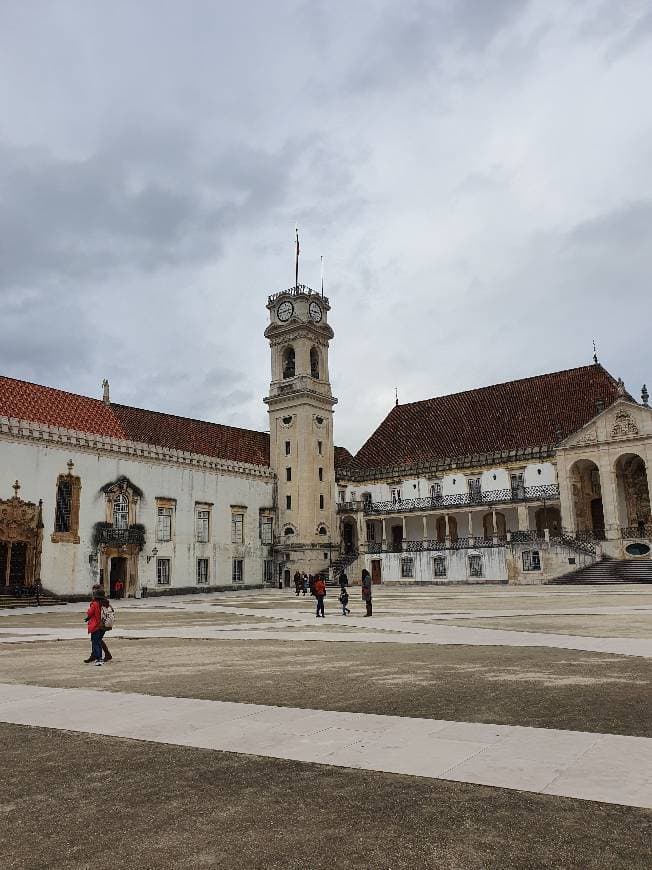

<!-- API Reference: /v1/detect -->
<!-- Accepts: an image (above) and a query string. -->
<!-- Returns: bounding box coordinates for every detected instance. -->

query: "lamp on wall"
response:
[146,546,159,564]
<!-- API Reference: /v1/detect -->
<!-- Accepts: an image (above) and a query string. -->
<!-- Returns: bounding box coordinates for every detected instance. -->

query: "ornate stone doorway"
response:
[0,481,43,588]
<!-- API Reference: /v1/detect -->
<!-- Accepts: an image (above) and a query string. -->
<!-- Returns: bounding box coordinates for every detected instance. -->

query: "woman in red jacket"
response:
[84,587,108,666]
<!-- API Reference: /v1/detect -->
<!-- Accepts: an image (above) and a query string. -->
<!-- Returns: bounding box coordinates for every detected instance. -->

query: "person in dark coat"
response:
[294,571,302,596]
[361,569,373,617]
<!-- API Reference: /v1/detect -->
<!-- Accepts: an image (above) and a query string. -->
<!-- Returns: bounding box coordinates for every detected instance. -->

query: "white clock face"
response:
[277,301,294,322]
[309,301,322,322]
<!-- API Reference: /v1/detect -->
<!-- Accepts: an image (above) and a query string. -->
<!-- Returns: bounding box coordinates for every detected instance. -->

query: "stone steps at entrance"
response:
[552,557,652,585]
[0,596,66,609]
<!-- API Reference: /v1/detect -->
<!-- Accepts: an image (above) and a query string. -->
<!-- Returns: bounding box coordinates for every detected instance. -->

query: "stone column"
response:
[402,516,407,540]
[422,515,428,540]
[597,455,619,541]
[467,512,473,537]
[491,508,498,543]
[517,504,529,531]
[381,518,387,547]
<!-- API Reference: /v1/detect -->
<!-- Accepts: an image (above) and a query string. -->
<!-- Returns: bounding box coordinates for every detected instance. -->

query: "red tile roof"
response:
[0,376,271,467]
[334,445,354,471]
[351,364,625,473]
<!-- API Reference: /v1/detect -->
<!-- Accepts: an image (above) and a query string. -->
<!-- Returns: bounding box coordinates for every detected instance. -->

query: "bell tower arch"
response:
[264,285,338,576]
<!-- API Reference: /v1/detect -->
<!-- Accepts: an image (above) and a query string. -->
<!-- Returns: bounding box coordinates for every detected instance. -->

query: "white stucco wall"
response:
[364,547,507,584]
[1,436,274,596]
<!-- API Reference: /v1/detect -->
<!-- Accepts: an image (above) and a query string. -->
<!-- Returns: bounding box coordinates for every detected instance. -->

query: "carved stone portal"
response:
[0,481,43,587]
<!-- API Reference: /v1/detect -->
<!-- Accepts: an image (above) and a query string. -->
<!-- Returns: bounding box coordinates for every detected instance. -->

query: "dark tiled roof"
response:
[0,376,271,467]
[334,445,354,471]
[352,364,624,473]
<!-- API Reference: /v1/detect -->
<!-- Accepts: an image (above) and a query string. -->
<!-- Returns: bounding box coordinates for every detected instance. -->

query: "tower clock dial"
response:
[277,300,294,322]
[309,301,322,323]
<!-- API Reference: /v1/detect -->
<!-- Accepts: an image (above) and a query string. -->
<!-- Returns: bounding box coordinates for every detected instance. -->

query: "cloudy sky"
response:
[1,0,651,452]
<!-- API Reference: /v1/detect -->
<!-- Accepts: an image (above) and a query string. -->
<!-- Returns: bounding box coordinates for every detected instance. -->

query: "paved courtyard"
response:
[1,583,651,868]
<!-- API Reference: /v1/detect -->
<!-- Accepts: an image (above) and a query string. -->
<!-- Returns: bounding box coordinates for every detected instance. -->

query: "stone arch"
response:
[614,452,651,534]
[282,346,295,379]
[569,459,605,539]
[310,346,320,379]
[341,516,357,554]
[535,506,562,536]
[482,511,506,539]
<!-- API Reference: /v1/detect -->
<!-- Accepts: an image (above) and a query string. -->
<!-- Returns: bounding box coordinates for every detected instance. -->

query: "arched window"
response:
[113,494,129,530]
[318,525,327,535]
[282,347,295,379]
[283,526,295,536]
[310,347,320,379]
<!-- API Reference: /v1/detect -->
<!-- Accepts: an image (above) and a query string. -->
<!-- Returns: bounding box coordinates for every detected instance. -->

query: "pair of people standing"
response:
[84,585,114,666]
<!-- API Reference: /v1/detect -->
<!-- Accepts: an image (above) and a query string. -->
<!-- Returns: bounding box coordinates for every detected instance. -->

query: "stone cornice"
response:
[0,416,275,482]
[336,445,557,483]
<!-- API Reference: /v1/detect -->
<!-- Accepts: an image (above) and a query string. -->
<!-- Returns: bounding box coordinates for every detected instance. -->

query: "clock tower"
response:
[264,285,339,578]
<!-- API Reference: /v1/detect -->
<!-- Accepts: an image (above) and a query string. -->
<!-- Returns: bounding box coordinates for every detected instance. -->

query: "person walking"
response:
[294,571,302,596]
[339,586,350,615]
[85,585,113,664]
[302,573,308,595]
[361,569,373,617]
[339,571,349,590]
[314,575,326,618]
[32,579,43,606]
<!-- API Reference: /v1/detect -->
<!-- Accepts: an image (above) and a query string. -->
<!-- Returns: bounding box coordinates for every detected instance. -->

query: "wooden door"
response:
[9,543,27,585]
[371,559,382,585]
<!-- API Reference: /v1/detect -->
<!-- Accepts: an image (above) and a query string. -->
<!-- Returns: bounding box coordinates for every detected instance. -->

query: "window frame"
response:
[260,515,273,545]
[231,512,244,544]
[196,558,209,584]
[157,506,173,542]
[401,557,414,579]
[433,555,447,578]
[195,508,211,543]
[232,558,244,584]
[468,554,483,578]
[156,558,171,585]
[522,550,541,572]
[113,493,129,531]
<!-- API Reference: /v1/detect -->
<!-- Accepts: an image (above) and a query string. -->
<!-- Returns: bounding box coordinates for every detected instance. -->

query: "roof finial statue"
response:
[592,339,598,365]
[642,384,649,407]
[12,480,20,498]
[395,387,399,407]
[102,378,110,405]
[616,377,625,396]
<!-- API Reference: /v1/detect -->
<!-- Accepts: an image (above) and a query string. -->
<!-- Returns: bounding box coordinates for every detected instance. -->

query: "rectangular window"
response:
[263,559,274,584]
[286,495,292,510]
[317,440,323,455]
[285,441,291,456]
[338,489,346,503]
[54,479,72,533]
[401,557,414,579]
[391,488,401,503]
[318,467,323,482]
[231,513,244,544]
[430,481,442,500]
[197,558,209,584]
[156,558,170,585]
[260,516,273,544]
[319,494,324,510]
[510,472,525,499]
[157,507,172,542]
[196,509,210,543]
[232,559,243,584]
[468,554,483,577]
[366,522,376,542]
[433,556,447,578]
[467,478,482,501]
[286,467,292,482]
[522,550,541,571]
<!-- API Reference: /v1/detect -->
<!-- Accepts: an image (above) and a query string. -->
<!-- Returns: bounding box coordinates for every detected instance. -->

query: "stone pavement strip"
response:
[1,683,650,809]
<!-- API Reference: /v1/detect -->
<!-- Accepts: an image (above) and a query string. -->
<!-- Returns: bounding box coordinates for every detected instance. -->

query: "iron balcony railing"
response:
[621,525,652,540]
[96,525,146,548]
[356,484,560,515]
[362,528,595,556]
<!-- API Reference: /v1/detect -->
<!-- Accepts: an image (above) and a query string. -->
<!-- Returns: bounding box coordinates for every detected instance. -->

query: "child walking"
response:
[339,587,350,615]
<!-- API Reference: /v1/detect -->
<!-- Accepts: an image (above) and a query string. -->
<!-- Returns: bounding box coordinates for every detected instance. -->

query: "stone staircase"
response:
[0,588,67,609]
[319,551,360,585]
[551,556,652,585]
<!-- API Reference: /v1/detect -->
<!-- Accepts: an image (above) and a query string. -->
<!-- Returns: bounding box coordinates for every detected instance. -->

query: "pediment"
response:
[560,398,651,450]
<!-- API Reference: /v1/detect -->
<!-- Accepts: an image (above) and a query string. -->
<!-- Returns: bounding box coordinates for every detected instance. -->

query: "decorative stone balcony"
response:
[92,523,146,550]
[347,484,561,516]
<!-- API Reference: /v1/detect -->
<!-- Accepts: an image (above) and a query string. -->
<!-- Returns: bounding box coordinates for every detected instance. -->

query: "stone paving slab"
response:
[0,683,650,809]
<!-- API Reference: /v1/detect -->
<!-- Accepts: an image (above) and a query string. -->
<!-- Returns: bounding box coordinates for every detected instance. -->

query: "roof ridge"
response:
[393,363,608,410]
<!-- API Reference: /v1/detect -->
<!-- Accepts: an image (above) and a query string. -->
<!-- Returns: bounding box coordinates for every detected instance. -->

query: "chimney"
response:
[102,379,110,405]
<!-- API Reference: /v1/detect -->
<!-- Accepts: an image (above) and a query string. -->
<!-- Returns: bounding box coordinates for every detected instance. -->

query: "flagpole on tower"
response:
[320,255,324,299]
[295,226,300,289]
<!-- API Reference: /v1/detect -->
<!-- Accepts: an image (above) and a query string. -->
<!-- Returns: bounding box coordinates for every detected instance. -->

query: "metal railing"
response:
[621,525,652,540]
[362,484,560,515]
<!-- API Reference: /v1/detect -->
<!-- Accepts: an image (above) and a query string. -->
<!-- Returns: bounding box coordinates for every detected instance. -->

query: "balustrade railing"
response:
[363,484,560,515]
[621,525,652,540]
